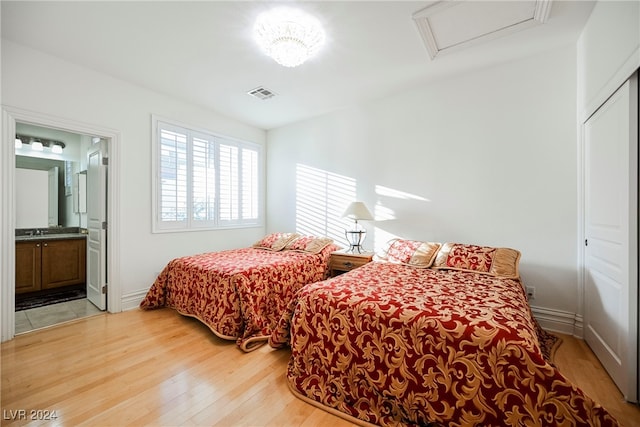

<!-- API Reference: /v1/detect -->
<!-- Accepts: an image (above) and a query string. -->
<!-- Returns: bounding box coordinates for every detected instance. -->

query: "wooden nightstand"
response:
[329,250,374,277]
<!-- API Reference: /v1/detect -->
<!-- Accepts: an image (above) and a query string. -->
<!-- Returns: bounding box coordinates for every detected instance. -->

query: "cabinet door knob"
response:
[43,243,48,247]
[36,244,40,247]
[343,261,353,268]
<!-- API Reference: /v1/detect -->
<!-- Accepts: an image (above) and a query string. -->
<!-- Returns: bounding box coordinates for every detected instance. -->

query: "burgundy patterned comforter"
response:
[140,245,336,351]
[270,261,618,426]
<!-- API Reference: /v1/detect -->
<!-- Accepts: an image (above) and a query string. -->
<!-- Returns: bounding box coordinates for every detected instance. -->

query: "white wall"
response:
[2,40,267,306]
[267,46,579,324]
[577,1,640,120]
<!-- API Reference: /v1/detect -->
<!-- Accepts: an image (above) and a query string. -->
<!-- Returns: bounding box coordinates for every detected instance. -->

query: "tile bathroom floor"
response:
[15,299,104,334]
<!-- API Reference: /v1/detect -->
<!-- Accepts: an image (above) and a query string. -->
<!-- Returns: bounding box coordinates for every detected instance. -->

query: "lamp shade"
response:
[342,202,373,221]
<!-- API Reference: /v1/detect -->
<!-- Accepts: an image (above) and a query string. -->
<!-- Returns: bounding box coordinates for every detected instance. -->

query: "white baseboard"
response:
[572,314,584,338]
[531,305,581,337]
[120,289,148,311]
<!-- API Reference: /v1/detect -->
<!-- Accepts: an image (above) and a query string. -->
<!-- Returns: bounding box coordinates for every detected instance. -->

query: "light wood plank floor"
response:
[2,308,639,426]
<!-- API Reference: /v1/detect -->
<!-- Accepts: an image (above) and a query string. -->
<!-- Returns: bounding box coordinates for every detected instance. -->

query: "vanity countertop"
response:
[15,233,87,242]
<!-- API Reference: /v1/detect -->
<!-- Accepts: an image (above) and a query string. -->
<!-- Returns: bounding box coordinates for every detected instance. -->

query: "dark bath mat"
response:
[16,286,86,311]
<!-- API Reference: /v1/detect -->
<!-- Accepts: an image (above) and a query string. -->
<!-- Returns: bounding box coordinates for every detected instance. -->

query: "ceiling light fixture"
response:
[253,7,325,68]
[15,134,66,153]
[31,140,44,151]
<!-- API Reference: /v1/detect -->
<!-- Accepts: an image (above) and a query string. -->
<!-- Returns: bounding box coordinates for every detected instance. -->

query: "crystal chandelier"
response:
[254,7,325,68]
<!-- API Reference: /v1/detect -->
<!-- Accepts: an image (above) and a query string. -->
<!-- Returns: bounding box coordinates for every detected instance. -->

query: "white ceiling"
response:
[1,1,595,130]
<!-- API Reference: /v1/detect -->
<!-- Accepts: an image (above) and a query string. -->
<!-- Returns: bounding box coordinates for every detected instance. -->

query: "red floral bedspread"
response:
[270,261,619,426]
[140,245,337,351]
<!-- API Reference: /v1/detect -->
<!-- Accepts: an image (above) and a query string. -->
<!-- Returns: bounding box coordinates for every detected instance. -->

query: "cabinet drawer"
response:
[330,255,369,271]
[329,252,374,276]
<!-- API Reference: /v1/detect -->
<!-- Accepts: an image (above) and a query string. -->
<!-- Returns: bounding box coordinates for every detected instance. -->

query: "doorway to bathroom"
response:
[1,107,120,342]
[13,122,108,333]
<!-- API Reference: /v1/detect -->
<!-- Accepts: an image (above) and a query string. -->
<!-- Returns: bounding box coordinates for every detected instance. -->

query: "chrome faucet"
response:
[24,228,49,237]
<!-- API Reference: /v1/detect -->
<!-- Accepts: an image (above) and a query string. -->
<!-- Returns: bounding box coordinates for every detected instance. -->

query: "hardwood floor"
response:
[1,309,354,427]
[553,333,640,427]
[1,308,639,426]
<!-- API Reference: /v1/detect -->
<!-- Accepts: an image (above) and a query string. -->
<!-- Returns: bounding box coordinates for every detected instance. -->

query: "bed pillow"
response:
[377,238,441,268]
[253,232,299,251]
[432,242,521,278]
[285,235,334,254]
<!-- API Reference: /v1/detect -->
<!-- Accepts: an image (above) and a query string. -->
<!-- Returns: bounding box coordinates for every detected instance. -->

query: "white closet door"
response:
[583,74,638,402]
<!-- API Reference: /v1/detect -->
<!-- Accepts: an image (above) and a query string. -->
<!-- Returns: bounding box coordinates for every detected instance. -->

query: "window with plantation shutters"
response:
[153,117,262,232]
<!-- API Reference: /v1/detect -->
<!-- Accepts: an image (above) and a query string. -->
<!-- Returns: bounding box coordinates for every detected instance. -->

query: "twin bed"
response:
[141,235,619,426]
[140,233,337,351]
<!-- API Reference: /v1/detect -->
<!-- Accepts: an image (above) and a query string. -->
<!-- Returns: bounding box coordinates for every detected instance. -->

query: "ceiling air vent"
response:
[247,86,276,100]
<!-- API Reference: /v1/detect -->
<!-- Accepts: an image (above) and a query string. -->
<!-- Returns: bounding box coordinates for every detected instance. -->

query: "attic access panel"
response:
[413,0,552,60]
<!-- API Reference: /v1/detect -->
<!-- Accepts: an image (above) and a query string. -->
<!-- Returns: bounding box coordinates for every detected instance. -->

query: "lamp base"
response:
[345,230,366,254]
[346,245,365,254]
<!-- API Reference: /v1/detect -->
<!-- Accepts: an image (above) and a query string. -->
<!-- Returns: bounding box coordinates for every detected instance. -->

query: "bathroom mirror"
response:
[15,156,82,228]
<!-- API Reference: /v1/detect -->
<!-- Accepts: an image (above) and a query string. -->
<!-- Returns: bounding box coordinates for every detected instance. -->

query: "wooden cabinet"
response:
[15,237,86,294]
[15,241,42,294]
[329,250,374,277]
[41,238,86,290]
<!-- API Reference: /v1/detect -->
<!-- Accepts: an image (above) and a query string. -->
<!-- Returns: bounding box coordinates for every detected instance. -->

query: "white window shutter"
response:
[219,144,239,222]
[242,148,259,222]
[158,127,188,228]
[191,135,216,226]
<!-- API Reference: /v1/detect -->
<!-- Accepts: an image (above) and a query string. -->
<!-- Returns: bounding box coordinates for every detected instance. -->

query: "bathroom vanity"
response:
[15,233,86,294]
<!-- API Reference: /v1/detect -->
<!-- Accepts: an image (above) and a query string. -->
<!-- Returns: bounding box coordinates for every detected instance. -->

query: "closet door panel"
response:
[583,74,638,403]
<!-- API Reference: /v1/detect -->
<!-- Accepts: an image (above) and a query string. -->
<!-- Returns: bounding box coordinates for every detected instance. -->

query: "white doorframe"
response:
[1,106,121,342]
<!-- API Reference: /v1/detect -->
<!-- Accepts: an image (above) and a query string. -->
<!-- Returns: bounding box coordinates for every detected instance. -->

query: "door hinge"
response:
[102,157,109,166]
[102,221,108,230]
[585,239,588,246]
[102,285,108,294]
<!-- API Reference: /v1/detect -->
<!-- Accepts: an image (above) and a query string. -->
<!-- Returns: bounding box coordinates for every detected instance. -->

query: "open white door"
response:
[47,167,58,227]
[583,74,638,402]
[86,141,107,310]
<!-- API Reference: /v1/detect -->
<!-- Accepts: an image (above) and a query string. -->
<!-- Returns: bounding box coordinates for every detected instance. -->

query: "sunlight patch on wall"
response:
[375,185,430,201]
[374,202,396,221]
[371,184,432,251]
[296,164,356,245]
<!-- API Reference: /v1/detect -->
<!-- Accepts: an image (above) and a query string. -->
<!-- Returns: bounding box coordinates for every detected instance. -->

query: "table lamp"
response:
[342,201,373,253]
